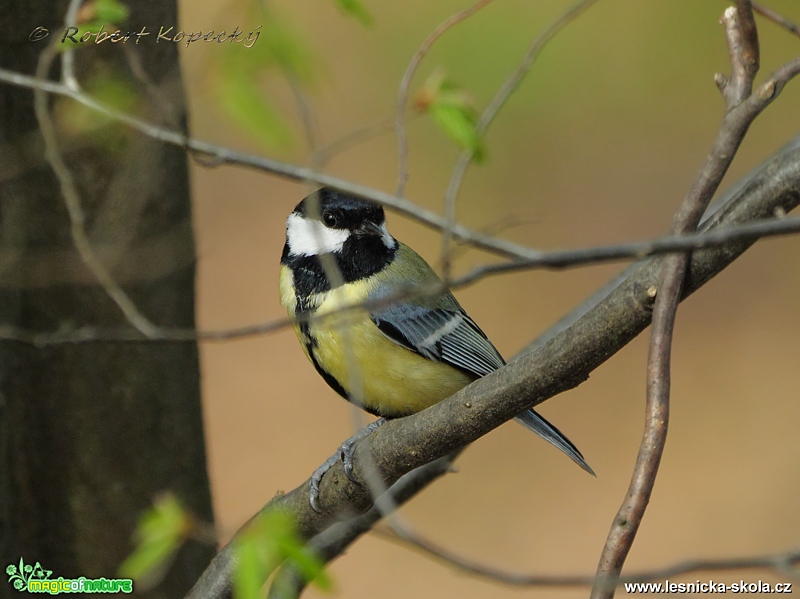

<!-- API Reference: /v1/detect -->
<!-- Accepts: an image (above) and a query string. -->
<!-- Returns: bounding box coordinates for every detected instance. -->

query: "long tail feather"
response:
[514,409,595,476]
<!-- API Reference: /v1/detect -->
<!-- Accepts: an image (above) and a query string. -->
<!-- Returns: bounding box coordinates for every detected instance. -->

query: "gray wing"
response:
[372,297,594,476]
[371,303,504,377]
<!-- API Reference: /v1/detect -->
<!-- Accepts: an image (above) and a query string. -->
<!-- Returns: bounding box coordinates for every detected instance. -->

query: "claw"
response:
[309,453,340,513]
[342,442,357,483]
[308,418,386,512]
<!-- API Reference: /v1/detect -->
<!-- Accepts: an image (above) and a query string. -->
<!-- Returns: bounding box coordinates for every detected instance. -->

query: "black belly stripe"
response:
[291,284,390,417]
[298,320,317,349]
[295,304,350,399]
[307,346,348,400]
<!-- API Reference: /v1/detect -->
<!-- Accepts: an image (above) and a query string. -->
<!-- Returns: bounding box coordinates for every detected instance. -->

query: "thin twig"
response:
[288,74,422,564]
[591,257,680,599]
[514,130,799,356]
[0,319,290,345]
[452,213,800,285]
[286,73,317,154]
[0,67,539,262]
[122,44,181,128]
[592,4,768,597]
[395,0,497,198]
[439,0,600,280]
[267,451,464,599]
[753,2,800,39]
[0,213,799,346]
[33,43,159,338]
[716,2,759,104]
[373,529,800,587]
[314,115,398,167]
[61,0,82,92]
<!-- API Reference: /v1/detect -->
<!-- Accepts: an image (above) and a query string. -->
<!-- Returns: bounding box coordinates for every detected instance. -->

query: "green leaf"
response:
[415,69,485,161]
[119,494,190,586]
[216,67,293,150]
[209,7,317,151]
[94,0,130,24]
[58,72,139,138]
[232,534,268,599]
[220,18,313,81]
[233,511,331,599]
[333,0,373,27]
[429,101,484,161]
[281,542,332,591]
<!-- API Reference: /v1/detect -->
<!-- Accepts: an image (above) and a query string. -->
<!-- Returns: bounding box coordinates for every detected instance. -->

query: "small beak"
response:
[358,221,384,237]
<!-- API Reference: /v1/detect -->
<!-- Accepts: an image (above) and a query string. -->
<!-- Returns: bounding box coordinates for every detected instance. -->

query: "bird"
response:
[279,187,593,511]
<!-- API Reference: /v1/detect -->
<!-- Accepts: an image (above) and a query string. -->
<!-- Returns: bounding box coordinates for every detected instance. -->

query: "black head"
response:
[293,188,387,234]
[281,188,398,296]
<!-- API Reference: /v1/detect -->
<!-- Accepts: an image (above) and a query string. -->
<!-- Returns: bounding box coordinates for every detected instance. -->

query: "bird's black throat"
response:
[281,234,397,300]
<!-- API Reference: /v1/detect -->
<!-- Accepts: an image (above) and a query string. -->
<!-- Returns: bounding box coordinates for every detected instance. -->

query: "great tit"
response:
[280,187,593,510]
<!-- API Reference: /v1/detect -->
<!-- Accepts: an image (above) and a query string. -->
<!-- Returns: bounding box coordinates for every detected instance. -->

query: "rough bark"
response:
[0,2,214,596]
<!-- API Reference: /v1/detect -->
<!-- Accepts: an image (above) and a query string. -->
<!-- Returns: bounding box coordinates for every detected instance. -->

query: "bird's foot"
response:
[309,418,386,513]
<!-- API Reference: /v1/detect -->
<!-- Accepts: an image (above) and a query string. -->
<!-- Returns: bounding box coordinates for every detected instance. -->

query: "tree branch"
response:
[592,4,780,596]
[184,141,800,599]
[372,530,800,588]
[395,0,497,197]
[0,67,541,263]
[0,211,796,347]
[33,42,160,338]
[753,3,800,39]
[440,0,599,279]
[453,213,800,284]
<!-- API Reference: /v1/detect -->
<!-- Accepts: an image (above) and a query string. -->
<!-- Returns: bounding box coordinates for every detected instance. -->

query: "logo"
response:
[6,558,133,594]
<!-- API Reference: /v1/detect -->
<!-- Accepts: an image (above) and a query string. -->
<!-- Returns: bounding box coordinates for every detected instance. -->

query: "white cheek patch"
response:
[380,222,397,250]
[286,213,350,257]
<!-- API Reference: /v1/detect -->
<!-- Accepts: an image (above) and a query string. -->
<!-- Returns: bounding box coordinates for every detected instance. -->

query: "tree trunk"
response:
[0,2,214,597]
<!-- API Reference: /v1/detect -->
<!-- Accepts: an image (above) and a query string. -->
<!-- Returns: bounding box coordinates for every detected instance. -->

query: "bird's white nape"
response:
[379,222,397,250]
[286,213,350,257]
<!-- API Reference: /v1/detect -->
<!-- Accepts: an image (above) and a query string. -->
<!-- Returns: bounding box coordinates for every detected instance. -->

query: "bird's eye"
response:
[322,211,338,228]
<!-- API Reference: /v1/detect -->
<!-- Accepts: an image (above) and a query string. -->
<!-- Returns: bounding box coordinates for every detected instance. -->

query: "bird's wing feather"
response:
[371,303,505,377]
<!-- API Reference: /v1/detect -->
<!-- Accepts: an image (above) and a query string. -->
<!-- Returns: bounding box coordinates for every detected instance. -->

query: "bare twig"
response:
[122,44,182,129]
[395,0,497,197]
[440,0,600,280]
[0,213,798,346]
[516,132,800,357]
[33,44,159,338]
[453,214,800,285]
[591,4,775,597]
[0,67,540,262]
[291,85,423,561]
[716,2,759,105]
[286,73,317,155]
[61,0,83,92]
[373,529,800,587]
[753,3,800,39]
[591,257,679,599]
[314,115,398,167]
[0,318,292,345]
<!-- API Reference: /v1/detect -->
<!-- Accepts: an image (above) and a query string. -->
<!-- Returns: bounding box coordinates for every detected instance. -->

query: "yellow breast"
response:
[279,265,473,417]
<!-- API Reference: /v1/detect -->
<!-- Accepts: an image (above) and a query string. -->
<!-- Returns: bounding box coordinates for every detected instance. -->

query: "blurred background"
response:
[179,0,799,596]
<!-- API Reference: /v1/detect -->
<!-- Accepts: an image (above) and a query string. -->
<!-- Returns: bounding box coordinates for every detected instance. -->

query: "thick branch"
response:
[185,144,800,599]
